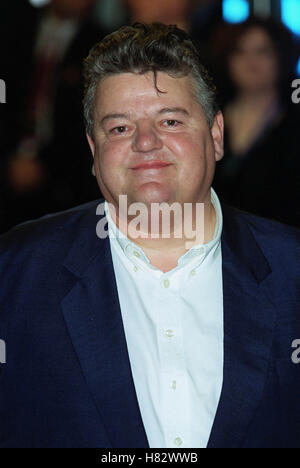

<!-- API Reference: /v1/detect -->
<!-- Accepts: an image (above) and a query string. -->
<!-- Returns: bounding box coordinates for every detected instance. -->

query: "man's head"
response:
[83,23,219,139]
[83,23,223,210]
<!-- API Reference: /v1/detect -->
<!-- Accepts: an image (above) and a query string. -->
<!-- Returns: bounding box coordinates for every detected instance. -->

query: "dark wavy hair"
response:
[212,16,300,105]
[83,22,219,138]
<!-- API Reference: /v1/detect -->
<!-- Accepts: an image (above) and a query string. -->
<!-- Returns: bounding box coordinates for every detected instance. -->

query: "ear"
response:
[86,132,95,157]
[86,132,96,176]
[211,111,224,162]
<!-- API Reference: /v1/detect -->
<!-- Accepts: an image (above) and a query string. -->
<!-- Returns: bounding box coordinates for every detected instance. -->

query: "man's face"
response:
[87,72,224,209]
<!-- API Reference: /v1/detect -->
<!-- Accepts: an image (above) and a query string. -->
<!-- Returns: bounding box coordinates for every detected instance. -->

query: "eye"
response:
[163,119,181,128]
[109,126,128,135]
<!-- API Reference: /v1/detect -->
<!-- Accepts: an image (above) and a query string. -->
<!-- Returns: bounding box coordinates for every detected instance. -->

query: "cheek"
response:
[96,139,128,172]
[167,133,215,192]
[166,133,198,158]
[167,132,213,168]
[263,57,279,80]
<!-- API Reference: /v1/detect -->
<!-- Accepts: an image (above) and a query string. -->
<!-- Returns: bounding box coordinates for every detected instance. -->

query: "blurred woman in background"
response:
[213,17,300,227]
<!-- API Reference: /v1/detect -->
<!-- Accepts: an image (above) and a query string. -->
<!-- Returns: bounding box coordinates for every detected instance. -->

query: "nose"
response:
[132,120,163,153]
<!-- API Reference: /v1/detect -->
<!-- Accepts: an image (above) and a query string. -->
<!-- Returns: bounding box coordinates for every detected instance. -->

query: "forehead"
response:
[94,72,198,116]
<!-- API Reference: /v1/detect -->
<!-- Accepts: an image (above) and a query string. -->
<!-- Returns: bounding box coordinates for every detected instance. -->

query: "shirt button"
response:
[133,266,138,272]
[174,437,183,446]
[163,279,170,288]
[190,269,196,277]
[170,380,177,390]
[133,251,141,258]
[165,329,175,338]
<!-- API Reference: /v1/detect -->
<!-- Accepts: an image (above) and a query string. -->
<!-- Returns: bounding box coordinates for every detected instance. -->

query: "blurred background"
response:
[0,0,299,234]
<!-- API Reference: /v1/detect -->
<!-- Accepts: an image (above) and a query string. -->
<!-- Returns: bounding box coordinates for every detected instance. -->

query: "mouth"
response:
[131,161,172,171]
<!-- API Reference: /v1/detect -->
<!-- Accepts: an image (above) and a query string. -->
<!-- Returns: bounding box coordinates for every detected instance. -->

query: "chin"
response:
[132,183,175,206]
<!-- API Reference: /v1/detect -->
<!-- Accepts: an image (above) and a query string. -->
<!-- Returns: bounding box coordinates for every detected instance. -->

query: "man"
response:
[0,23,299,448]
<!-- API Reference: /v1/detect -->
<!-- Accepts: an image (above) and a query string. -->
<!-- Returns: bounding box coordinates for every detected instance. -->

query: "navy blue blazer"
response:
[0,200,299,448]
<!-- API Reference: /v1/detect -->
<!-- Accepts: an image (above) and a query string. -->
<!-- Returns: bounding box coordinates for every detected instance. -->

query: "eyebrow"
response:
[100,113,129,125]
[158,107,190,117]
[100,107,190,125]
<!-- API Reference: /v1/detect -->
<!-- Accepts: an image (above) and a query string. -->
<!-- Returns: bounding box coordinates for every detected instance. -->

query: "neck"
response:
[236,87,279,110]
[110,193,217,273]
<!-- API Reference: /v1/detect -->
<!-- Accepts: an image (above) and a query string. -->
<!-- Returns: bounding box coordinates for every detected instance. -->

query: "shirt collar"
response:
[105,188,223,273]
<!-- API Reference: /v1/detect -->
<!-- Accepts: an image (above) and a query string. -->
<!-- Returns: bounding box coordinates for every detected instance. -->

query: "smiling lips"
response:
[131,161,172,170]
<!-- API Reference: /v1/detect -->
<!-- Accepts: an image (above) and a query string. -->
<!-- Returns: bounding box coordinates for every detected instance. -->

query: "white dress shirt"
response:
[105,188,224,448]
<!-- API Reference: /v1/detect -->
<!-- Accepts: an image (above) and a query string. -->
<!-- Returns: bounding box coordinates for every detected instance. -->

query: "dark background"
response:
[0,0,299,233]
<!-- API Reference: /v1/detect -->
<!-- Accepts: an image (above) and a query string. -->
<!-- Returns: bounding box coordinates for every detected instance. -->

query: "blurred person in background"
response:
[212,17,300,227]
[125,0,222,47]
[125,0,223,78]
[0,0,104,233]
[125,0,222,33]
[125,0,191,31]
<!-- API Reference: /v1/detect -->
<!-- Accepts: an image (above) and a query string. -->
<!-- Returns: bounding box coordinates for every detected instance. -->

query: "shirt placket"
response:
[157,280,191,448]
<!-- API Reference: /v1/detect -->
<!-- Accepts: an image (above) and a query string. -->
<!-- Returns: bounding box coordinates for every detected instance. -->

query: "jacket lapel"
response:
[208,206,277,448]
[61,205,149,448]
